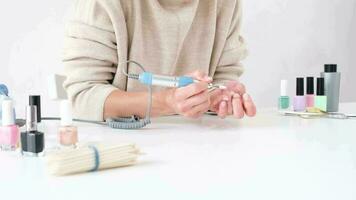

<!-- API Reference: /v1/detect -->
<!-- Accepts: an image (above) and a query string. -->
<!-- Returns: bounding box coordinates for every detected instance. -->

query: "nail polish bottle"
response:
[278,80,290,110]
[315,77,327,112]
[0,100,19,151]
[0,94,6,125]
[0,84,13,125]
[321,64,341,112]
[21,105,45,156]
[293,77,306,112]
[29,95,41,123]
[58,100,78,148]
[306,77,315,108]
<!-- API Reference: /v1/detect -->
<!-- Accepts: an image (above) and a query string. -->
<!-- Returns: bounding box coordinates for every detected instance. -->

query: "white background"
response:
[0,0,355,118]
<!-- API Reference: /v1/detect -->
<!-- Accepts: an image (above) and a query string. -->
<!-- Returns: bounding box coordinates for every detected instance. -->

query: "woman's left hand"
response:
[209,81,257,119]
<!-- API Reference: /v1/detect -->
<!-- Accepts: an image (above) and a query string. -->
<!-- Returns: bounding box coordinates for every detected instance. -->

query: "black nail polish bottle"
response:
[21,105,45,156]
[29,95,41,123]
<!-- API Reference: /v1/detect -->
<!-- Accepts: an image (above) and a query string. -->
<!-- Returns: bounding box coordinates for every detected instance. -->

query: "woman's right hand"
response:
[165,71,212,119]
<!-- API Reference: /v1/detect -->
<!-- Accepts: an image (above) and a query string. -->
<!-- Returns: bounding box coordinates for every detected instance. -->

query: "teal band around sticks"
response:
[88,145,100,172]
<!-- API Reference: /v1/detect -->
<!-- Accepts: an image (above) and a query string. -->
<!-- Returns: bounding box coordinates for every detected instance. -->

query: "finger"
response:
[217,90,233,114]
[188,100,210,118]
[238,83,246,93]
[209,88,222,99]
[211,95,229,113]
[233,84,246,95]
[242,93,257,117]
[226,81,246,95]
[210,98,221,112]
[175,82,208,100]
[232,93,244,119]
[218,101,228,119]
[187,70,212,82]
[227,92,234,115]
[191,70,206,80]
[225,80,238,90]
[210,90,228,108]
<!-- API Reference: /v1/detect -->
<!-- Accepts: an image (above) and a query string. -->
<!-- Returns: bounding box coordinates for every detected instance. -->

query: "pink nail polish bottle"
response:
[0,99,19,151]
[306,77,315,108]
[293,77,306,112]
[58,100,78,148]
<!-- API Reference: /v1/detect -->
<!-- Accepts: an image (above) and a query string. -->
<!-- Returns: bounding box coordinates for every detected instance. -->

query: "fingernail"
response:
[233,93,240,99]
[243,93,251,101]
[221,101,227,107]
[223,96,229,101]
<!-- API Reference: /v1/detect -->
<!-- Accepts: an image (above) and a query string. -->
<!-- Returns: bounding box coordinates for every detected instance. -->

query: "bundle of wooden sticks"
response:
[47,143,140,176]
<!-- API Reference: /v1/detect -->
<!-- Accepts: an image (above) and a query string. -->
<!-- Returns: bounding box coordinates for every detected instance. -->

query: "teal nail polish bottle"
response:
[278,80,290,110]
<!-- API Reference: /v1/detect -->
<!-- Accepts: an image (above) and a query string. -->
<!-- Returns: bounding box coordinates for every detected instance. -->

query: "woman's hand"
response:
[165,71,212,119]
[210,80,256,119]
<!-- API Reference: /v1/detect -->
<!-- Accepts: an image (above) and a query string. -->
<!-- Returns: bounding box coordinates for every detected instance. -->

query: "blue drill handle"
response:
[139,72,195,88]
[178,76,195,87]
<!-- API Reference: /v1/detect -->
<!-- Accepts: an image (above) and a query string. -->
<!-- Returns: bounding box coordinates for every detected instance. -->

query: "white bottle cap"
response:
[280,80,288,96]
[2,99,15,126]
[60,100,73,126]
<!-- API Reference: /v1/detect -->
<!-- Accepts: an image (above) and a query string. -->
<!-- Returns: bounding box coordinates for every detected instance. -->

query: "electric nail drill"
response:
[123,60,226,90]
[137,72,226,90]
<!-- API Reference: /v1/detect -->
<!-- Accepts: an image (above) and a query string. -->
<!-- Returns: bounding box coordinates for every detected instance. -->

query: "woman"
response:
[63,0,256,121]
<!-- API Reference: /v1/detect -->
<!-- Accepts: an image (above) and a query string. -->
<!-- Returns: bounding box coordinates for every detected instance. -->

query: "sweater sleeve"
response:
[213,0,248,85]
[62,0,118,121]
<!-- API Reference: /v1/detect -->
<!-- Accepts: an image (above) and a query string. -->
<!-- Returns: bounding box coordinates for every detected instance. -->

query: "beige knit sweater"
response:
[63,0,247,121]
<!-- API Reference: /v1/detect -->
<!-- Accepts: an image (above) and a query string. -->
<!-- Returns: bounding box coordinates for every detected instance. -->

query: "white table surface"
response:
[1,103,356,200]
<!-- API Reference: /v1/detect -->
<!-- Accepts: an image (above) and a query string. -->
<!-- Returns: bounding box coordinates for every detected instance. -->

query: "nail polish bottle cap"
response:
[296,77,304,96]
[29,95,41,123]
[306,77,314,95]
[60,100,73,126]
[0,84,9,96]
[317,77,325,96]
[25,105,38,132]
[324,64,337,73]
[280,80,288,96]
[2,99,15,126]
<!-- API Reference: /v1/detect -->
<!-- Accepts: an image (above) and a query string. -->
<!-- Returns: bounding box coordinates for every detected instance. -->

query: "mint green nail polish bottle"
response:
[278,80,290,110]
[315,77,327,111]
